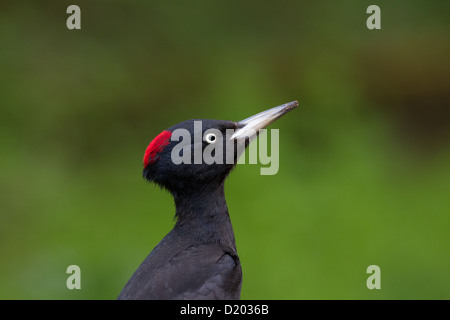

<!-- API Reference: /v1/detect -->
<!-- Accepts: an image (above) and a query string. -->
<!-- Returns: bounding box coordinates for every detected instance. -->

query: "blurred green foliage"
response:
[0,1,449,299]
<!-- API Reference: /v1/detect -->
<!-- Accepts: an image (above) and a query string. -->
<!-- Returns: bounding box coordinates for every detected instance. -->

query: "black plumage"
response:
[118,102,297,300]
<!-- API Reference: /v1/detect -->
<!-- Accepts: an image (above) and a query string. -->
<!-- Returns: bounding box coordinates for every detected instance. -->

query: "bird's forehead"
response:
[168,119,236,132]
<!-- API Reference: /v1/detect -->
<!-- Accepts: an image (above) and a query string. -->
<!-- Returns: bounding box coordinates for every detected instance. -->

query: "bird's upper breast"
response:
[118,241,242,300]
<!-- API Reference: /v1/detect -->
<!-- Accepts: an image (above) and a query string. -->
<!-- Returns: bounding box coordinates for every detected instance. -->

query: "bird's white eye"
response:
[205,133,217,144]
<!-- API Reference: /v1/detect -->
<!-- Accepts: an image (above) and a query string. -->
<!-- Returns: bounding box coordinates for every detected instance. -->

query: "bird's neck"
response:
[172,182,237,250]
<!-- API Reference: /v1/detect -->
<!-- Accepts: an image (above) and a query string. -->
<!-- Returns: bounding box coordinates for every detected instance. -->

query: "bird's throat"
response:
[172,182,236,249]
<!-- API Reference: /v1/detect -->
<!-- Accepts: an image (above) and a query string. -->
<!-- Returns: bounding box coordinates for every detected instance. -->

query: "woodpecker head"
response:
[142,101,298,193]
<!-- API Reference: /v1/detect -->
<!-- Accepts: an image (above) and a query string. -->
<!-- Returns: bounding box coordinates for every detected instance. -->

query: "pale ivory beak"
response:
[231,101,298,140]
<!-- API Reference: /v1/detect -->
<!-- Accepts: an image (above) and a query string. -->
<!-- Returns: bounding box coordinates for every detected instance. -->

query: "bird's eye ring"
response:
[205,133,217,144]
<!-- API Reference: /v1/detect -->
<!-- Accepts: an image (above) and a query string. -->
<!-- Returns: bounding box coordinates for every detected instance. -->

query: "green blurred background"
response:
[1,0,449,299]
